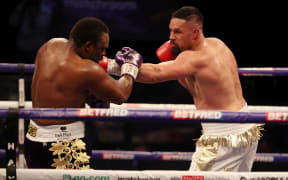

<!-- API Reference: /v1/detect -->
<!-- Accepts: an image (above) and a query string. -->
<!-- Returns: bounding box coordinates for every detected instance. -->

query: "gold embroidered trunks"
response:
[49,138,90,169]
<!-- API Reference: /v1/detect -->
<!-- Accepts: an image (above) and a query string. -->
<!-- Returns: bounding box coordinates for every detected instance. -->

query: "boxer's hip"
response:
[199,104,263,147]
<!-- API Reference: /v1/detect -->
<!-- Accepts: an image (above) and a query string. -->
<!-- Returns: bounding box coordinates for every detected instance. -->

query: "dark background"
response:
[1,0,288,170]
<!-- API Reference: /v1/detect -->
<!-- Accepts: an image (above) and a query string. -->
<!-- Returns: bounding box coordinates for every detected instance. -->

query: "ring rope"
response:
[1,63,288,76]
[0,63,34,73]
[1,168,288,180]
[0,149,287,163]
[92,151,288,163]
[0,108,287,123]
[1,101,288,112]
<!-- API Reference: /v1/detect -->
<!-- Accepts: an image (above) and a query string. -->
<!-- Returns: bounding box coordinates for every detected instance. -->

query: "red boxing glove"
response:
[98,56,108,71]
[156,40,176,61]
[98,56,121,76]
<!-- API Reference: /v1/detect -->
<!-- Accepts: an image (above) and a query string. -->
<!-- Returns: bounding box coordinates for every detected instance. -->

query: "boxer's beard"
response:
[171,45,181,57]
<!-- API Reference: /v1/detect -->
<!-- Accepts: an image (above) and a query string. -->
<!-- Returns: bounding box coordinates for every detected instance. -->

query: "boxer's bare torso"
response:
[32,37,133,125]
[137,16,245,111]
[137,38,245,111]
[176,38,246,111]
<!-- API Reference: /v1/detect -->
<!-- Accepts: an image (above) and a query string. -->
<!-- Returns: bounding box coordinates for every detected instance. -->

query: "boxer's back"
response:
[32,38,88,125]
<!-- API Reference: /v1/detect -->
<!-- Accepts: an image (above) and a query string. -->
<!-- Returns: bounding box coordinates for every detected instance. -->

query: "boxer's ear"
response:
[192,28,200,40]
[83,41,94,53]
[79,41,95,58]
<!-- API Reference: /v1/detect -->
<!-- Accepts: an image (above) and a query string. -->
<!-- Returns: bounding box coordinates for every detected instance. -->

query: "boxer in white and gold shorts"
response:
[189,104,263,171]
[132,6,263,171]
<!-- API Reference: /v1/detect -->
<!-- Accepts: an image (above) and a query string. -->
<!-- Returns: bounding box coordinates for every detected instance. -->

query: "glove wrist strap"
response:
[120,63,138,80]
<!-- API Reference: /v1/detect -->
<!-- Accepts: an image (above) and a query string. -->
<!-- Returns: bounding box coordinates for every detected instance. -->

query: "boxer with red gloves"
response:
[135,6,260,172]
[156,40,177,61]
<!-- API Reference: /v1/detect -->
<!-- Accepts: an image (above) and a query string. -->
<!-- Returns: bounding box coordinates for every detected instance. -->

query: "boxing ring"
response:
[1,63,288,180]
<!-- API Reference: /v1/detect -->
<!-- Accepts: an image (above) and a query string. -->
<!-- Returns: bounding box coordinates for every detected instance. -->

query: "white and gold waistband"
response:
[26,120,85,142]
[196,124,263,148]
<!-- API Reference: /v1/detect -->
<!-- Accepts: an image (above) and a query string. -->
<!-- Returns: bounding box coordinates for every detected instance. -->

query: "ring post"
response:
[5,108,18,180]
[17,63,26,168]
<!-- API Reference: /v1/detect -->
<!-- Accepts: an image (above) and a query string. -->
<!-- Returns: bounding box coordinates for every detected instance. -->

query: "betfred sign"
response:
[266,112,288,122]
[182,176,204,180]
[173,110,222,120]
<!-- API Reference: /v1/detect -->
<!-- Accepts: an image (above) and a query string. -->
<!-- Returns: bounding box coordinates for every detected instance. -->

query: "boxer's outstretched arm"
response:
[136,51,203,84]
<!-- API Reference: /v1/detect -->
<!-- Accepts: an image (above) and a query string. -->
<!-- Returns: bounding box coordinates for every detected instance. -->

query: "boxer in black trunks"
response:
[24,17,142,169]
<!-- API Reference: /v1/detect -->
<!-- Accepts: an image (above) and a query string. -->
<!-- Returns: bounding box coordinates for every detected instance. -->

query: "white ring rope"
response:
[1,168,288,180]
